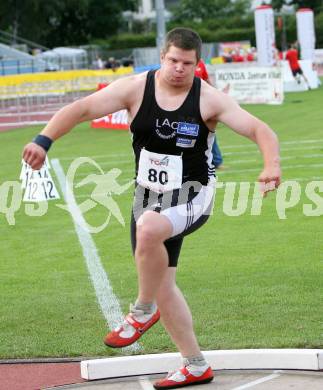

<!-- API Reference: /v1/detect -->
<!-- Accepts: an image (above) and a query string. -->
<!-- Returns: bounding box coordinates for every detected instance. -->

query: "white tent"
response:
[36,47,88,70]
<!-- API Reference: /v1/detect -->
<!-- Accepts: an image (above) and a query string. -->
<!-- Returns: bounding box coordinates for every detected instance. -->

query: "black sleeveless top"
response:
[130,70,215,185]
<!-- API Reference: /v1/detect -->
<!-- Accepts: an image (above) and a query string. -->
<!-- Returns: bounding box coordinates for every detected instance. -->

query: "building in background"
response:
[123,0,178,26]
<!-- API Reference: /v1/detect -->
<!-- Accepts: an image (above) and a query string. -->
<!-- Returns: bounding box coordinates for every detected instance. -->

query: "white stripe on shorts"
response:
[161,178,216,237]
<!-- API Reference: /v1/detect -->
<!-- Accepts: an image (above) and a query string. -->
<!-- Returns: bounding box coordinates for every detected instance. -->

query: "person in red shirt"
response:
[194,59,211,83]
[195,59,224,169]
[285,44,311,89]
[232,49,245,62]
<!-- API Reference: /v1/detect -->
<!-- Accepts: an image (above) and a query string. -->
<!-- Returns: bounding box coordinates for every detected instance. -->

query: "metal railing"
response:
[0,55,90,75]
[0,90,93,131]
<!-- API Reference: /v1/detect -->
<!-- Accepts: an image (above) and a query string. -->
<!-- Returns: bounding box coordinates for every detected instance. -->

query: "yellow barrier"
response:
[0,67,133,98]
[211,57,224,65]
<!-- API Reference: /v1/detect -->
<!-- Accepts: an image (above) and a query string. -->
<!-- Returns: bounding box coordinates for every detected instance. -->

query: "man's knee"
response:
[136,211,173,249]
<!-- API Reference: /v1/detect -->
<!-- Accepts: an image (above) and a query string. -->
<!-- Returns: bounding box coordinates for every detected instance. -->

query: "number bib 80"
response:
[137,149,183,193]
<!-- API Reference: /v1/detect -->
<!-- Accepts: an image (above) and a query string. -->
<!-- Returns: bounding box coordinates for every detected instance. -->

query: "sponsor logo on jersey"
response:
[177,122,200,136]
[176,137,196,148]
[149,156,170,167]
[155,118,177,139]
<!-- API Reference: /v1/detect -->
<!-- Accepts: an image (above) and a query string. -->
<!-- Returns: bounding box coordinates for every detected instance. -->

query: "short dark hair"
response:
[163,27,202,63]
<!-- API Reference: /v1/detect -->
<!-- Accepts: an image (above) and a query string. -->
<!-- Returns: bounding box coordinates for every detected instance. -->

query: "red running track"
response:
[0,362,84,390]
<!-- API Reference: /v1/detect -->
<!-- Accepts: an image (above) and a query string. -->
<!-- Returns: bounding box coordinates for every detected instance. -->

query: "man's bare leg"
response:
[153,268,214,389]
[156,267,201,357]
[104,210,172,347]
[135,210,173,304]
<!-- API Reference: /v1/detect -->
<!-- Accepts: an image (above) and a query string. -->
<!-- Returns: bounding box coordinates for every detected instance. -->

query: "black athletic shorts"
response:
[130,178,216,267]
[292,67,303,76]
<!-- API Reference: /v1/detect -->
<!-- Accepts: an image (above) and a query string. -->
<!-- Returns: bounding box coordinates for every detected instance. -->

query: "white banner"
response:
[297,8,316,61]
[214,65,284,104]
[254,5,276,66]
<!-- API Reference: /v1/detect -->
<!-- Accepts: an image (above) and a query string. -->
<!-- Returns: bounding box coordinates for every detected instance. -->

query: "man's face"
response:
[160,45,198,87]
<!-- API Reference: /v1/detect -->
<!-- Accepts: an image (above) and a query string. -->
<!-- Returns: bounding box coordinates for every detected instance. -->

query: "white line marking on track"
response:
[280,139,323,145]
[56,138,323,160]
[72,176,323,199]
[51,158,140,353]
[69,152,323,182]
[138,376,155,390]
[66,151,323,181]
[287,176,323,182]
[221,138,323,150]
[59,152,131,161]
[223,145,323,156]
[230,370,282,390]
[219,162,323,174]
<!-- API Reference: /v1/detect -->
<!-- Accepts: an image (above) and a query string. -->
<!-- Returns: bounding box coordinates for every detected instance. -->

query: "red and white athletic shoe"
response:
[153,364,214,389]
[104,305,160,348]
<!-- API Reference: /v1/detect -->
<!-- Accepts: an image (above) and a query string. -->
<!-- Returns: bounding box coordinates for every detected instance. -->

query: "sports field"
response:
[0,85,322,360]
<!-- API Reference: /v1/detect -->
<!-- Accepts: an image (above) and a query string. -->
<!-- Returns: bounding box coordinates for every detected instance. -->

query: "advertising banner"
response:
[214,65,284,104]
[0,68,133,99]
[218,41,251,57]
[91,83,129,130]
[91,110,129,130]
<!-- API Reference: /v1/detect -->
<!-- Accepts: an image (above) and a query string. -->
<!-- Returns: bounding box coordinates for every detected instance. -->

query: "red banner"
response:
[91,83,129,130]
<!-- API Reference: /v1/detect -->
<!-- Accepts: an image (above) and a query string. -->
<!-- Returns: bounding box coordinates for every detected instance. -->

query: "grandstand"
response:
[0,29,89,75]
[0,29,49,75]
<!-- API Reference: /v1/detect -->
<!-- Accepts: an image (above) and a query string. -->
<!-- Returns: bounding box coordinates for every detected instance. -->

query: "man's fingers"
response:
[24,150,37,167]
[22,144,46,170]
[259,179,279,197]
[31,155,45,170]
[259,175,281,187]
[22,145,31,162]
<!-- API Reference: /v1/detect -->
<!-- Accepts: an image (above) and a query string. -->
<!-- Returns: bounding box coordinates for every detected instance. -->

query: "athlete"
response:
[285,43,311,89]
[23,28,281,389]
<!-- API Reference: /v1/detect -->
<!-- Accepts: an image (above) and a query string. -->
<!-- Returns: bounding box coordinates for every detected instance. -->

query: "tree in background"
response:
[0,0,322,50]
[172,0,251,21]
[0,0,138,47]
[270,0,322,49]
[271,0,323,13]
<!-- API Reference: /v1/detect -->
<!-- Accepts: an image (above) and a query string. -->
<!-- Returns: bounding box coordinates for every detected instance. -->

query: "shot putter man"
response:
[23,28,281,389]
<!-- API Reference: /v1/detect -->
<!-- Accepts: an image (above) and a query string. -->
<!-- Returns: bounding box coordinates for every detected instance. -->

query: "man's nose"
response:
[175,63,184,72]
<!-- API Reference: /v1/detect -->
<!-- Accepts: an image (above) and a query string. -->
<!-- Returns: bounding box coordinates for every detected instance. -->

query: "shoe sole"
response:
[153,376,214,389]
[104,333,142,348]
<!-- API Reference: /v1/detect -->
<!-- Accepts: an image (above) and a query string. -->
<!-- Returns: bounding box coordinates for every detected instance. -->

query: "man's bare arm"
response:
[22,75,137,169]
[41,76,135,140]
[213,91,281,193]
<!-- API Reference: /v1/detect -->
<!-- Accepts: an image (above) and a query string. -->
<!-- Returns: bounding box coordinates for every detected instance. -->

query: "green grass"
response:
[0,85,322,359]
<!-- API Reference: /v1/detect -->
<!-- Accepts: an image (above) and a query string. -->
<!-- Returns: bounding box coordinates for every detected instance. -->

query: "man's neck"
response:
[155,69,193,95]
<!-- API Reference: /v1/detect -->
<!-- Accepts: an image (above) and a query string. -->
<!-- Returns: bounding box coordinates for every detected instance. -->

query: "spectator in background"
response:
[222,50,233,63]
[285,43,311,89]
[246,47,256,62]
[105,57,120,72]
[274,47,283,64]
[122,57,134,67]
[95,55,104,70]
[195,59,210,82]
[195,59,224,169]
[231,49,244,63]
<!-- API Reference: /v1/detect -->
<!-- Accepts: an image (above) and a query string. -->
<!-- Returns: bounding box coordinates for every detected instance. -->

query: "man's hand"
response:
[22,143,46,170]
[258,165,281,197]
